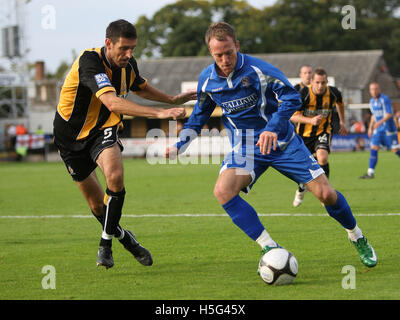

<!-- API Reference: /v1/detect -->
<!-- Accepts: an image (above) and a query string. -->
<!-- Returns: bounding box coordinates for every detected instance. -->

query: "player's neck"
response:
[311,87,327,96]
[215,65,231,78]
[104,47,118,69]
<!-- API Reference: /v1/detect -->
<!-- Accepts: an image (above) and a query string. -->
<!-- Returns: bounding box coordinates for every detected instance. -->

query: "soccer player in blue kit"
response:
[360,82,400,179]
[166,22,377,268]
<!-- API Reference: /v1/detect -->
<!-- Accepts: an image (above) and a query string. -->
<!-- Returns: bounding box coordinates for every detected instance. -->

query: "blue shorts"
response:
[371,129,399,150]
[219,134,325,193]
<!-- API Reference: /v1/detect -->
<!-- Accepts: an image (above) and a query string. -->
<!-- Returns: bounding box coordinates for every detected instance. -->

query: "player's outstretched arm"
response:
[99,91,186,119]
[135,84,197,105]
[290,112,323,126]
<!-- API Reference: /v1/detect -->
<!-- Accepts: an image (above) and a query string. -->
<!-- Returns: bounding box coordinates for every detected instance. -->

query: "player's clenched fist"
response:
[159,107,186,120]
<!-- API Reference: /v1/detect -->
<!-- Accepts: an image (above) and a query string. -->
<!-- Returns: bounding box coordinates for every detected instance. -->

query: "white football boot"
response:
[293,189,306,207]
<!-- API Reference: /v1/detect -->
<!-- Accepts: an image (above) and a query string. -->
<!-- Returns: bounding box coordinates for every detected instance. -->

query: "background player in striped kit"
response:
[290,68,348,207]
[294,65,312,91]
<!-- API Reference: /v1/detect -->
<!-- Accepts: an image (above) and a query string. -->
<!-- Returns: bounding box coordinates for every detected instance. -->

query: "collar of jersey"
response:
[210,52,245,80]
[101,46,112,69]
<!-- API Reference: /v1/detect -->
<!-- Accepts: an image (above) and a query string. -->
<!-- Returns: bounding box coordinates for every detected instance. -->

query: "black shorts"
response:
[54,126,123,182]
[302,132,331,155]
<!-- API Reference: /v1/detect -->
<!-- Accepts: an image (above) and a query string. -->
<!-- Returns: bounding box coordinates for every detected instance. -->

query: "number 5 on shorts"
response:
[104,127,112,140]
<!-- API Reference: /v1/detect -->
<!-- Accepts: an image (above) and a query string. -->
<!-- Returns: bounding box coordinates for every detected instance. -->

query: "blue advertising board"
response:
[331,134,370,151]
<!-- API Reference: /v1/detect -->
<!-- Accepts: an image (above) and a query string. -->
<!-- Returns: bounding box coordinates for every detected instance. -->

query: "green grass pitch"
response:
[0,151,399,300]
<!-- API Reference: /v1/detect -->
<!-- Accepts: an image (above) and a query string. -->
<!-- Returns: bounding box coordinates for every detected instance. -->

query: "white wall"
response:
[29,110,55,134]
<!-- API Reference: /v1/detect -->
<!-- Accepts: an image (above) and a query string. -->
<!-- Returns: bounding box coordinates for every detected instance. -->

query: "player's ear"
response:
[105,38,113,49]
[236,40,240,51]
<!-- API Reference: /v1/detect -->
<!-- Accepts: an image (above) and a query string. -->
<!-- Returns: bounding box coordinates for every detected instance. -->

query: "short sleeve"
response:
[78,51,116,97]
[330,86,344,107]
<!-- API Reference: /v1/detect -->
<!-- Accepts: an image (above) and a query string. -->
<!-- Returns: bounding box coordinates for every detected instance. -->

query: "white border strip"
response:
[0,213,399,219]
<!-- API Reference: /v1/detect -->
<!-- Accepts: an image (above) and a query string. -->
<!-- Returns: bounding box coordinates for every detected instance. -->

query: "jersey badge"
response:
[94,73,112,88]
[241,76,251,88]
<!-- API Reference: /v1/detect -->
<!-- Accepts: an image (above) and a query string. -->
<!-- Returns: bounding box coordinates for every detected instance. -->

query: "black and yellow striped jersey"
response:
[53,46,147,145]
[294,85,343,138]
[294,82,306,92]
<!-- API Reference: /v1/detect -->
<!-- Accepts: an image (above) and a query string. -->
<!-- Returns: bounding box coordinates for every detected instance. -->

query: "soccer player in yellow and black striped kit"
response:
[53,19,196,269]
[290,68,348,207]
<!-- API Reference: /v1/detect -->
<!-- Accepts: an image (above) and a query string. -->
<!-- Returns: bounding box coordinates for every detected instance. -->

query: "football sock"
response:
[346,225,363,242]
[369,149,378,170]
[324,191,356,230]
[100,188,126,247]
[298,183,306,192]
[321,163,330,179]
[395,150,400,157]
[222,194,265,241]
[91,210,104,225]
[91,210,124,239]
[256,229,278,249]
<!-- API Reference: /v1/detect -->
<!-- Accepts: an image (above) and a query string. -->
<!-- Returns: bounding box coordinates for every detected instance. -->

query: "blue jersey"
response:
[370,93,397,133]
[176,52,302,153]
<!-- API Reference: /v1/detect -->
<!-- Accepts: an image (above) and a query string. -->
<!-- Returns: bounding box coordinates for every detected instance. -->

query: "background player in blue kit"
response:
[360,82,400,179]
[166,22,377,268]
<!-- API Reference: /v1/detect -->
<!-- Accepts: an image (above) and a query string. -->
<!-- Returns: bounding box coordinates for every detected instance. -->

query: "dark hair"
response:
[312,67,328,79]
[106,19,137,43]
[205,22,237,46]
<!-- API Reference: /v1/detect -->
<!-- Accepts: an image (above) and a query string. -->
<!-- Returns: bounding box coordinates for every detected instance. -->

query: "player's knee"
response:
[308,175,336,205]
[318,186,336,205]
[213,184,234,204]
[105,169,124,191]
[318,158,328,166]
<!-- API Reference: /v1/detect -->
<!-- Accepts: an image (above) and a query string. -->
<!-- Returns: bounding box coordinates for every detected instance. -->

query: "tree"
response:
[135,0,212,58]
[133,0,400,76]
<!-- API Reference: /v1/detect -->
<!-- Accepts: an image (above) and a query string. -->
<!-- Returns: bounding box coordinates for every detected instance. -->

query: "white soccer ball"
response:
[258,247,298,285]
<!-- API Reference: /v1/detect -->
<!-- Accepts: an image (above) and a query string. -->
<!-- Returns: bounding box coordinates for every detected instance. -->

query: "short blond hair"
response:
[205,22,237,46]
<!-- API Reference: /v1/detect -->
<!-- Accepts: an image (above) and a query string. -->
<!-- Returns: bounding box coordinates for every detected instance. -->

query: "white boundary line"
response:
[0,213,400,219]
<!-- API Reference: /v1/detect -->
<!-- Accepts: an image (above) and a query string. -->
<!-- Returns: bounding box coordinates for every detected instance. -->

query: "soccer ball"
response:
[258,247,298,285]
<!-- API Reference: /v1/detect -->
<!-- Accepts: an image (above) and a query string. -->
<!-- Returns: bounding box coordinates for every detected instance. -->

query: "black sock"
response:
[118,227,131,247]
[99,238,112,248]
[91,211,104,225]
[92,210,124,239]
[321,163,330,179]
[298,183,306,192]
[100,188,126,247]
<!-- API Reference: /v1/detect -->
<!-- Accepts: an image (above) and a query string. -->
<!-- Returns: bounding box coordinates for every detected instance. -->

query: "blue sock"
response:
[325,191,356,229]
[396,150,400,157]
[369,149,378,169]
[222,195,265,241]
